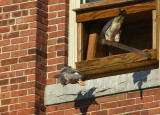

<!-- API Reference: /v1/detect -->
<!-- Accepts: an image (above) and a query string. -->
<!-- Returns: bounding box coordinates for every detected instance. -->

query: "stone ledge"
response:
[45,69,159,105]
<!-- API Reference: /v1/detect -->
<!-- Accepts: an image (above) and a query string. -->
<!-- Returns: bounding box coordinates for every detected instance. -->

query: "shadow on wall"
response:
[132,70,151,99]
[74,87,98,115]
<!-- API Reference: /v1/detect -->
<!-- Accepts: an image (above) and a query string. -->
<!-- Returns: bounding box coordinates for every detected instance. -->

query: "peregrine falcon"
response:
[99,10,126,44]
[54,66,85,87]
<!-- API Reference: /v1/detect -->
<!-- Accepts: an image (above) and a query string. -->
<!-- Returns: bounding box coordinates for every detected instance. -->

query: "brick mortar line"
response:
[0,41,36,48]
[0,8,37,16]
[47,42,67,47]
[1,107,36,113]
[0,85,37,94]
[0,1,37,8]
[0,20,37,28]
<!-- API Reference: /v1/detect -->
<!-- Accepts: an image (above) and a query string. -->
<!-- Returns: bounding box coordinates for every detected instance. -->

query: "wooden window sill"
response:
[76,49,159,79]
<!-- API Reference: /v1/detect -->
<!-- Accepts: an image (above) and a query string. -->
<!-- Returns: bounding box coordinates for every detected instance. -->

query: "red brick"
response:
[88,104,100,112]
[141,110,149,115]
[48,12,57,18]
[118,99,135,107]
[0,66,10,72]
[91,110,108,115]
[19,55,36,63]
[0,13,10,19]
[30,8,37,15]
[47,65,56,72]
[19,95,35,102]
[20,1,37,9]
[58,23,67,30]
[48,17,67,25]
[0,106,8,112]
[58,10,68,17]
[28,61,36,68]
[149,108,160,114]
[18,108,35,115]
[10,103,27,111]
[11,24,28,31]
[11,89,27,97]
[20,29,36,36]
[125,104,143,112]
[3,5,19,12]
[1,58,18,66]
[0,92,10,99]
[58,0,69,3]
[123,111,140,115]
[143,88,160,96]
[0,79,9,86]
[16,70,23,76]
[11,50,27,57]
[19,82,35,89]
[11,63,27,70]
[109,107,126,114]
[143,101,160,109]
[65,108,81,115]
[24,15,37,23]
[0,40,10,46]
[24,68,36,75]
[2,45,19,52]
[0,27,10,33]
[136,96,153,104]
[28,75,36,81]
[4,32,19,39]
[0,72,15,79]
[1,98,18,105]
[47,52,56,58]
[13,0,29,3]
[49,4,68,12]
[12,11,21,17]
[10,76,26,84]
[22,10,28,16]
[37,23,47,32]
[101,102,118,109]
[0,19,15,26]
[30,22,37,28]
[127,91,141,98]
[47,57,67,65]
[154,94,160,101]
[20,42,36,49]
[49,31,67,38]
[11,37,28,44]
[1,84,18,92]
[0,0,13,6]
[16,17,23,24]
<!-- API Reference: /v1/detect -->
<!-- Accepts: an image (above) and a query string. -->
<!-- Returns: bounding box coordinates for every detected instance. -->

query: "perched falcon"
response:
[99,10,126,44]
[54,65,85,87]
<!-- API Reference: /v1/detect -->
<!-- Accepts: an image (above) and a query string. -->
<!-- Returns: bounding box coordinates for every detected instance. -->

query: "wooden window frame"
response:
[74,0,160,79]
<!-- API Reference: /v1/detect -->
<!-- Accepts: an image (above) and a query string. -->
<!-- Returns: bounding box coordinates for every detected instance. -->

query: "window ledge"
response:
[76,49,159,79]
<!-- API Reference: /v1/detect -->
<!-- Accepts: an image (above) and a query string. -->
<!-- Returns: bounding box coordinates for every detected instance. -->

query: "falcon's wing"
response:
[102,18,114,35]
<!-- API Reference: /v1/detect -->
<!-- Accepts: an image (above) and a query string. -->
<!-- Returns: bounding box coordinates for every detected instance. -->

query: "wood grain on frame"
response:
[76,1,156,22]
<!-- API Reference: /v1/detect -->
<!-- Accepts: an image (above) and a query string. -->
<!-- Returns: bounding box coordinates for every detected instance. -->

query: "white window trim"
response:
[68,1,81,67]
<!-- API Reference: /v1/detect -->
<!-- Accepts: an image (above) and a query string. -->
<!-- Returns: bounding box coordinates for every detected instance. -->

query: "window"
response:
[73,0,159,79]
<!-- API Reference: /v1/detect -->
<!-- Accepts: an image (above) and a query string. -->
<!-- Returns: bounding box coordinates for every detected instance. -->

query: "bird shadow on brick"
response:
[74,87,98,115]
[132,70,151,99]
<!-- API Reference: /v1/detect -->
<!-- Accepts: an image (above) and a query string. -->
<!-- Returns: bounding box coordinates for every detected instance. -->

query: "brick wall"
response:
[0,0,46,114]
[0,0,160,115]
[46,88,160,115]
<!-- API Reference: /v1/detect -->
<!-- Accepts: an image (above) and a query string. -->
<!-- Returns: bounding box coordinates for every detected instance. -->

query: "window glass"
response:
[86,0,101,3]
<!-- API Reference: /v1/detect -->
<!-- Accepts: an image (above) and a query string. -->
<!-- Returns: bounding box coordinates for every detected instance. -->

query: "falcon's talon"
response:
[78,80,85,86]
[61,84,65,87]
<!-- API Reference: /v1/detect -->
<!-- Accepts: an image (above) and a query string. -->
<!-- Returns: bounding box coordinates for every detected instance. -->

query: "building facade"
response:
[0,0,160,115]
